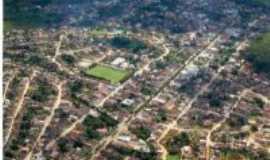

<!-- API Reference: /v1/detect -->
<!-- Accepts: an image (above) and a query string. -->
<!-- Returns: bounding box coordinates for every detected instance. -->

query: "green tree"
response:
[132,126,151,140]
[84,127,101,140]
[110,36,146,53]
[245,32,270,76]
[155,109,167,122]
[61,54,76,65]
[166,132,191,154]
[57,139,68,153]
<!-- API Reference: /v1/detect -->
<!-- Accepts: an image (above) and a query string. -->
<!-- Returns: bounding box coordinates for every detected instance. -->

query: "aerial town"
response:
[3,0,270,160]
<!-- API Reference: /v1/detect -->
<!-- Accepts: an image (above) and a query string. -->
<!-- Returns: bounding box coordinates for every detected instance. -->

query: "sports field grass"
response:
[166,155,181,160]
[86,65,130,84]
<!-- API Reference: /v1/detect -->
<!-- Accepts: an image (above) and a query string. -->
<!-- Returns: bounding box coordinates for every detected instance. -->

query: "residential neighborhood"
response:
[3,0,270,160]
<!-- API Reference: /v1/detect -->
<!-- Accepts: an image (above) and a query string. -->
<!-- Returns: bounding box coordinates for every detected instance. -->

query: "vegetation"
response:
[219,148,269,160]
[228,115,247,128]
[165,51,185,64]
[84,127,101,140]
[206,92,223,108]
[131,126,151,140]
[112,143,157,160]
[82,113,117,140]
[89,28,109,36]
[155,60,167,69]
[4,21,14,32]
[253,97,265,109]
[219,47,236,65]
[57,138,69,153]
[61,54,76,65]
[31,81,56,102]
[16,106,38,146]
[69,80,83,94]
[4,0,63,29]
[209,97,222,107]
[167,155,181,160]
[141,84,155,96]
[4,52,58,73]
[253,0,270,6]
[165,132,191,154]
[99,112,118,127]
[245,32,270,76]
[155,109,167,122]
[234,0,270,7]
[110,36,147,53]
[5,52,53,70]
[85,65,130,84]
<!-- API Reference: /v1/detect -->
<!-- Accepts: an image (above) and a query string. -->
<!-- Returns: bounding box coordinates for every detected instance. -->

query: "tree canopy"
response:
[245,32,270,76]
[110,36,147,53]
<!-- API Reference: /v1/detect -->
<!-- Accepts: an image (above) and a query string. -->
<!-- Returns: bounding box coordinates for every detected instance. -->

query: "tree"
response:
[110,36,146,53]
[31,83,56,102]
[245,32,270,76]
[155,109,167,122]
[234,0,270,7]
[253,97,265,109]
[141,85,154,96]
[69,80,83,93]
[155,61,167,69]
[84,127,101,140]
[57,139,68,153]
[61,54,76,65]
[209,97,222,107]
[99,113,118,127]
[132,126,151,140]
[166,132,191,154]
[83,115,104,129]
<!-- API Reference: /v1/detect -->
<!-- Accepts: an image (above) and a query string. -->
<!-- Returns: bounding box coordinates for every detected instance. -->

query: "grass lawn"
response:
[167,155,181,160]
[86,64,130,84]
[4,21,14,32]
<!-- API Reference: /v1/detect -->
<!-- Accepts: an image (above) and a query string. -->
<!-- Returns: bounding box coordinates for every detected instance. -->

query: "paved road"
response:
[42,37,171,152]
[56,42,171,139]
[89,35,222,160]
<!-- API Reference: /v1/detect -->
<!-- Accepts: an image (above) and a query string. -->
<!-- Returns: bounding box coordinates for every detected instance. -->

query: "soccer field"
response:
[166,155,181,160]
[86,65,130,84]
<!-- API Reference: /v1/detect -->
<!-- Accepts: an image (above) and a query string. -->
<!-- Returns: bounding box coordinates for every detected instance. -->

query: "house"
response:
[121,98,135,107]
[111,57,126,66]
[118,135,131,142]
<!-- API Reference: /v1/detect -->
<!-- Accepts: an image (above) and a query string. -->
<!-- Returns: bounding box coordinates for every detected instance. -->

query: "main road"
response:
[89,35,222,160]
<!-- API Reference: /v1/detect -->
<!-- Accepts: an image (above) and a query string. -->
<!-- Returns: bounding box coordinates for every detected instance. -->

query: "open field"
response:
[85,64,130,84]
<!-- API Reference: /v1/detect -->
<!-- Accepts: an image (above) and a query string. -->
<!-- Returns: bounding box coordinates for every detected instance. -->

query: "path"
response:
[56,42,171,140]
[205,89,249,160]
[4,71,36,145]
[52,35,64,62]
[24,81,65,160]
[89,35,222,160]
[3,71,17,101]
